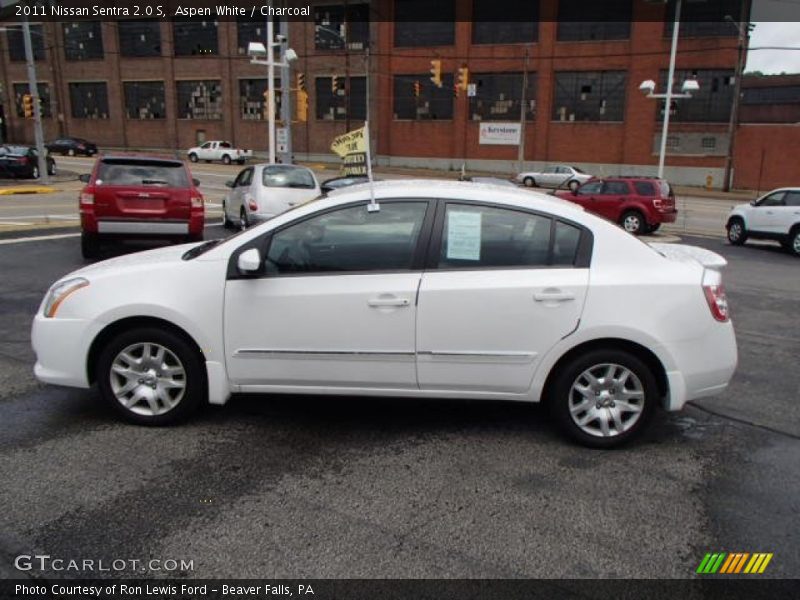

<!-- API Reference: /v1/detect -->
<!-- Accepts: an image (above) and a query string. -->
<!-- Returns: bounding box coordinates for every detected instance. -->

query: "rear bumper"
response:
[98,220,189,235]
[657,210,678,224]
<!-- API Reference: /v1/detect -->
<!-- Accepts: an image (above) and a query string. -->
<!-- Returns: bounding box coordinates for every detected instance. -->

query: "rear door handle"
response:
[534,290,575,302]
[368,296,410,308]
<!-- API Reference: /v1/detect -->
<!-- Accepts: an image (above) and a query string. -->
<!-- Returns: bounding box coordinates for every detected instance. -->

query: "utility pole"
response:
[22,19,48,184]
[279,14,293,164]
[266,17,276,164]
[658,0,682,179]
[344,0,351,133]
[517,47,529,174]
[722,1,748,192]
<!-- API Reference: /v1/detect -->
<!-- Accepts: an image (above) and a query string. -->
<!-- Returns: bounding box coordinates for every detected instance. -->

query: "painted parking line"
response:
[0,232,80,245]
[0,221,34,226]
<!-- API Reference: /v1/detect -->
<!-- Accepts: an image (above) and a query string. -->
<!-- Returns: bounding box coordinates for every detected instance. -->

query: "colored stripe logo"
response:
[696,552,773,574]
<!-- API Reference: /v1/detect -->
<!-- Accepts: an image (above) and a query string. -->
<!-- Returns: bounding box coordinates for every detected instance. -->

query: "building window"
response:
[236,19,281,55]
[664,0,739,38]
[701,136,717,150]
[124,81,166,119]
[469,72,537,121]
[557,0,631,41]
[553,71,627,122]
[7,25,45,62]
[173,21,218,56]
[176,81,222,119]
[666,135,680,149]
[315,76,366,121]
[13,83,51,118]
[239,79,282,120]
[63,22,104,61]
[314,4,370,50]
[472,0,538,45]
[393,74,454,120]
[658,69,734,122]
[69,82,109,119]
[118,20,161,57]
[394,0,454,47]
[742,85,800,105]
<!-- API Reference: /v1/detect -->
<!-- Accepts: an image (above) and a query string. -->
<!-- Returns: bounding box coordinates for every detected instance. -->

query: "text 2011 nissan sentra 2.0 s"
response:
[32,180,737,448]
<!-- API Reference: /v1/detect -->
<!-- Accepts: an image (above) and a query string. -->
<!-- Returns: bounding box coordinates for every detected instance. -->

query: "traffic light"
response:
[413,80,421,98]
[429,59,442,88]
[296,72,306,92]
[457,66,469,92]
[22,94,33,118]
[296,89,309,122]
[331,76,340,94]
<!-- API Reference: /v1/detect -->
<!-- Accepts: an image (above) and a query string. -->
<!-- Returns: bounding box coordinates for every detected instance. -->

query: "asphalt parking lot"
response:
[0,216,797,579]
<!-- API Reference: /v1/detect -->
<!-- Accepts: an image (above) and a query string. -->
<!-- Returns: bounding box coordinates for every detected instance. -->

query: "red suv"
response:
[79,156,204,259]
[555,177,677,235]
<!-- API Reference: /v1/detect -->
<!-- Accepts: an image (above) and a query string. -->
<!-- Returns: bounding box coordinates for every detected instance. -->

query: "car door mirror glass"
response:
[78,173,91,183]
[237,248,262,273]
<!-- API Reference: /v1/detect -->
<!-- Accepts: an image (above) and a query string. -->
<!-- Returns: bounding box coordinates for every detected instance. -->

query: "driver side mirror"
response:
[192,178,200,187]
[78,173,91,183]
[225,180,235,188]
[237,248,262,274]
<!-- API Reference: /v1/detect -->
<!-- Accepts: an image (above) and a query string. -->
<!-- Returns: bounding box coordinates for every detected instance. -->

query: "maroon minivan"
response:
[79,156,204,259]
[556,176,677,235]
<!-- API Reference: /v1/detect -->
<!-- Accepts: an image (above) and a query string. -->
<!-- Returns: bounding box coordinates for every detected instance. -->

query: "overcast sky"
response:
[746,0,800,74]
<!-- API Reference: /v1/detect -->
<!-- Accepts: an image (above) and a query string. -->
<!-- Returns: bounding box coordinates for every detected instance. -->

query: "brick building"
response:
[1,0,786,189]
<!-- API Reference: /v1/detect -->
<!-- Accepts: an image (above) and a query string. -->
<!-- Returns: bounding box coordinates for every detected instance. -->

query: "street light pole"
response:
[22,19,48,184]
[279,15,293,164]
[517,47,529,175]
[266,17,276,164]
[657,0,682,179]
[722,4,749,192]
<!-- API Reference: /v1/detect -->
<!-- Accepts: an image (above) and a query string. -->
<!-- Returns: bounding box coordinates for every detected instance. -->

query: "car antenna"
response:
[364,121,379,213]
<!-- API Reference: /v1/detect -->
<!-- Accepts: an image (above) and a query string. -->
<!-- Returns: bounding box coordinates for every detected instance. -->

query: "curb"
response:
[0,186,59,195]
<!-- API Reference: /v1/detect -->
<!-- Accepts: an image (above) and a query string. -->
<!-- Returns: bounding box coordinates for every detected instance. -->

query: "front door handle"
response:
[534,290,575,302]
[368,296,410,308]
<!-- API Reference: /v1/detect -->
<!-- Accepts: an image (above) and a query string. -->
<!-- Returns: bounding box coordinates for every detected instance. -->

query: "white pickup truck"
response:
[187,141,252,165]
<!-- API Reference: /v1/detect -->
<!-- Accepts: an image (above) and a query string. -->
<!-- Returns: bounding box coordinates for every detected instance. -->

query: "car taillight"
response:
[191,195,204,208]
[703,284,729,322]
[248,200,258,211]
[79,192,94,205]
[16,157,27,164]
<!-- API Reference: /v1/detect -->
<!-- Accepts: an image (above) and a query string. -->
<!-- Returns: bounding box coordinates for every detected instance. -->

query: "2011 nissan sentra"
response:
[32,180,737,448]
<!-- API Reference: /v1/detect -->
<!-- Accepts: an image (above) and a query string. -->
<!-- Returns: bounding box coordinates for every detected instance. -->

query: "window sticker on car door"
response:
[446,211,482,260]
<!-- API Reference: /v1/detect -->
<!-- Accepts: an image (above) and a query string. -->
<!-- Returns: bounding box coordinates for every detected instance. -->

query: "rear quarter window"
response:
[633,181,656,196]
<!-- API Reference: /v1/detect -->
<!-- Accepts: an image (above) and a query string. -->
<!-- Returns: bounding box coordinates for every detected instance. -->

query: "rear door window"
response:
[602,181,630,195]
[784,191,800,207]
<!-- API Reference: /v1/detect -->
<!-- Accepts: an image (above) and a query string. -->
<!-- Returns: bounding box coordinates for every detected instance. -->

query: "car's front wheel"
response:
[621,211,646,235]
[96,327,204,425]
[222,201,233,228]
[239,207,250,230]
[222,154,232,165]
[727,217,747,246]
[188,153,198,163]
[788,227,800,257]
[67,148,75,157]
[31,165,40,179]
[567,180,580,192]
[549,349,657,448]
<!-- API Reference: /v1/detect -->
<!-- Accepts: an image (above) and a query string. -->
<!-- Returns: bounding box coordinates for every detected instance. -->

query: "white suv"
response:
[726,188,800,256]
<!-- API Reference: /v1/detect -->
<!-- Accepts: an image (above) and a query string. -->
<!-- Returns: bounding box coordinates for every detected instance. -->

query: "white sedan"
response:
[32,180,737,447]
[222,164,321,229]
[515,165,592,191]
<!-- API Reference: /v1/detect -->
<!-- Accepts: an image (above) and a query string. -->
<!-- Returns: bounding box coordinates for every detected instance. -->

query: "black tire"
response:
[548,348,658,449]
[67,148,75,157]
[188,153,198,163]
[647,223,661,234]
[31,165,39,179]
[96,327,204,426]
[239,207,250,230]
[237,159,246,165]
[788,227,800,257]
[222,154,232,165]
[567,179,579,192]
[48,161,56,176]
[620,211,646,235]
[726,217,747,246]
[523,176,535,187]
[222,201,233,229]
[81,232,100,260]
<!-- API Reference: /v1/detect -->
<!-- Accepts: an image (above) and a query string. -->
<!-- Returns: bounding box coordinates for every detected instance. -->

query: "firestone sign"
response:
[479,122,522,146]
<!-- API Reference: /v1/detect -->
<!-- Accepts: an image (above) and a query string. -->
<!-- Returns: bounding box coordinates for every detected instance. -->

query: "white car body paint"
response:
[32,180,737,414]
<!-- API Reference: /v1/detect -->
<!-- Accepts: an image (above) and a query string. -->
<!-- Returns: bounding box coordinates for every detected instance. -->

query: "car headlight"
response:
[43,277,89,318]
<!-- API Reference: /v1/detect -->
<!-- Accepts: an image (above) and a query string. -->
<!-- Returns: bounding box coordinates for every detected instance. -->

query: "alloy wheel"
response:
[109,342,186,417]
[567,363,645,438]
[793,232,800,255]
[729,222,743,242]
[623,214,642,234]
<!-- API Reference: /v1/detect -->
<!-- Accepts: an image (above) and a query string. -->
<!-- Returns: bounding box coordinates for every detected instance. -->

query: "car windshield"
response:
[97,160,189,187]
[262,166,315,189]
[4,145,29,155]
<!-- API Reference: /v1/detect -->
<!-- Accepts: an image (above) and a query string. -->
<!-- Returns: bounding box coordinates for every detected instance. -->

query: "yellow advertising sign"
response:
[330,127,368,176]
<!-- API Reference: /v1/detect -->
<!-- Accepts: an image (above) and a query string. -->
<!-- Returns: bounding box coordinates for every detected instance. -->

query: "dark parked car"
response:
[0,145,56,179]
[46,137,97,156]
[321,175,377,194]
[79,155,204,259]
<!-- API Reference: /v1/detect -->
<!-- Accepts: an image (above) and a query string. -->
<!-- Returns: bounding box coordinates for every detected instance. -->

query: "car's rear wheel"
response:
[48,161,56,176]
[239,207,249,230]
[81,232,100,260]
[523,176,535,187]
[222,201,233,228]
[789,227,800,257]
[222,154,232,165]
[188,153,198,163]
[549,349,657,448]
[96,327,204,426]
[568,179,579,192]
[31,165,39,179]
[727,217,747,246]
[621,211,646,235]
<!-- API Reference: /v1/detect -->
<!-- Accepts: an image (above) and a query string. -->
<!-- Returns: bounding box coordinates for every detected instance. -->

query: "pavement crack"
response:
[688,402,800,441]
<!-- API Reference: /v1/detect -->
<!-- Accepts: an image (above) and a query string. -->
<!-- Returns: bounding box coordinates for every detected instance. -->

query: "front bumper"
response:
[31,314,98,388]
